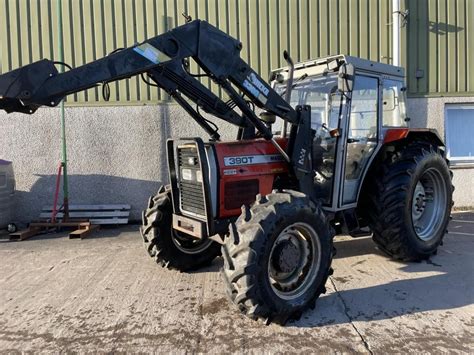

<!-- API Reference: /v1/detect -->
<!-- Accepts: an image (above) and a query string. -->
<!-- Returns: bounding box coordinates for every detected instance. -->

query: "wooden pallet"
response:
[9,204,130,241]
[9,226,42,241]
[9,221,99,241]
[68,223,100,239]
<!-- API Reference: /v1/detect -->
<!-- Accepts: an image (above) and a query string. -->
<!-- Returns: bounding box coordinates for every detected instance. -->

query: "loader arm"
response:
[0,20,297,142]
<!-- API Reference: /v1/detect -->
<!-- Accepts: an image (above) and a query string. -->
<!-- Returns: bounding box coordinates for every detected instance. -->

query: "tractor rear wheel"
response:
[367,142,453,261]
[140,185,221,271]
[221,190,334,324]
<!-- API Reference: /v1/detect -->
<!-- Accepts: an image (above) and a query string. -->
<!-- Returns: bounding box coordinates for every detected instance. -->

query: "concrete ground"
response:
[0,213,473,353]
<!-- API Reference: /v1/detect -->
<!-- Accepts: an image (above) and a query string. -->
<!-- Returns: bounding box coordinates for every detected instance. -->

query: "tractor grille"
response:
[177,145,206,217]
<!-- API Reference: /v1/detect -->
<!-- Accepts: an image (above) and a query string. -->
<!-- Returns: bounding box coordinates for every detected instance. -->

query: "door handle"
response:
[347,138,360,143]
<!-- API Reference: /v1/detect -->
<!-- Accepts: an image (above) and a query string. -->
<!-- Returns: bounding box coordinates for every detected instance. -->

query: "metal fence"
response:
[0,0,472,105]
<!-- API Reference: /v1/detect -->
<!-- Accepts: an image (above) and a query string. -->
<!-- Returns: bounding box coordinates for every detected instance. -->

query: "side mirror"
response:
[338,63,355,93]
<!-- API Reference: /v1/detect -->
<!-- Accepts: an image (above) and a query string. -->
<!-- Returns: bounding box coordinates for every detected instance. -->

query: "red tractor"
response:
[0,20,453,323]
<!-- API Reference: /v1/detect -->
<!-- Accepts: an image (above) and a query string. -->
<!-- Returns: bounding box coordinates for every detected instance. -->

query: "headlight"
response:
[181,168,203,183]
[181,168,193,181]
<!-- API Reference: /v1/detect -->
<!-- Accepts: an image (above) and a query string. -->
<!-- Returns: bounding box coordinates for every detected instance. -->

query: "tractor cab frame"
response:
[271,55,410,213]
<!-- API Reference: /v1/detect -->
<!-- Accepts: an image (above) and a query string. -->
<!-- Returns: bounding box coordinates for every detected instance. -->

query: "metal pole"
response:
[57,0,69,219]
[392,0,400,67]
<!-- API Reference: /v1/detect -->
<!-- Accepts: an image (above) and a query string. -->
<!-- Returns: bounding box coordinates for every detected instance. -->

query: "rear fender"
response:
[383,128,444,147]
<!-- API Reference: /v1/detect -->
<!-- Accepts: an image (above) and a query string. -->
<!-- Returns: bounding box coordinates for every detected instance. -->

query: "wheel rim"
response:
[268,222,321,300]
[411,167,448,241]
[171,231,213,254]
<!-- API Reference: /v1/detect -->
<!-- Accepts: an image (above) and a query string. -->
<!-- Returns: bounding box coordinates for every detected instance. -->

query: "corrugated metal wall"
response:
[405,0,474,96]
[0,0,472,105]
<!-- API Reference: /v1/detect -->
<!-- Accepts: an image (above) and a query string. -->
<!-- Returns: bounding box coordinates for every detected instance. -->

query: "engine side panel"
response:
[214,138,289,218]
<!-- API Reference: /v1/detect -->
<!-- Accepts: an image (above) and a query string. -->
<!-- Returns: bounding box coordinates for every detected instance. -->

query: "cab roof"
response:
[271,54,405,80]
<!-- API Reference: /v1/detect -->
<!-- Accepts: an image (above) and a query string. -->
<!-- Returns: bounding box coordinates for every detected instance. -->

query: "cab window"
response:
[382,79,408,127]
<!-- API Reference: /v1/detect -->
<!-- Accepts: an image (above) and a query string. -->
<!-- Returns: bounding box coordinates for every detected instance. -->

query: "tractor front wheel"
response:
[221,190,334,324]
[140,185,221,271]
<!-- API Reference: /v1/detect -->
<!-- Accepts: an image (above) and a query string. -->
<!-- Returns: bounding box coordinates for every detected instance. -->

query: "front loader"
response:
[0,20,453,323]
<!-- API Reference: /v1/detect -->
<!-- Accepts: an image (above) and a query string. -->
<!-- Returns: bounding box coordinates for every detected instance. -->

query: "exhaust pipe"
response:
[281,50,295,138]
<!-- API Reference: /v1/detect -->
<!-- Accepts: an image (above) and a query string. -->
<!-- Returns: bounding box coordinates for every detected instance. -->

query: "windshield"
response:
[274,73,340,134]
[274,72,341,205]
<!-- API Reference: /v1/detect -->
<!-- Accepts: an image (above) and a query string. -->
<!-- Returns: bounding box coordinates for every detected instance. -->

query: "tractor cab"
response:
[271,55,409,211]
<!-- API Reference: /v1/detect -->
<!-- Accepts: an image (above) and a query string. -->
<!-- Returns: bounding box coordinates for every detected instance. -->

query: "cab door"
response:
[340,75,379,206]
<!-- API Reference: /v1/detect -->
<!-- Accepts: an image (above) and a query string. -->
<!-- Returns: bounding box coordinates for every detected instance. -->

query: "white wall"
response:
[0,104,236,223]
[407,96,474,208]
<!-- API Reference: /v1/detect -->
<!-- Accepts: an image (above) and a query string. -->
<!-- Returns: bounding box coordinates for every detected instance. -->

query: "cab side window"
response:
[382,79,408,127]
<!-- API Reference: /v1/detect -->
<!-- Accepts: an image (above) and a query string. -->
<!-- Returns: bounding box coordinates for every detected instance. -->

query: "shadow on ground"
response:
[295,232,474,327]
[199,229,473,328]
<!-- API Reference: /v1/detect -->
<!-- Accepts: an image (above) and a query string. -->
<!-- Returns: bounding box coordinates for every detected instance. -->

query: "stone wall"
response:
[1,96,473,224]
